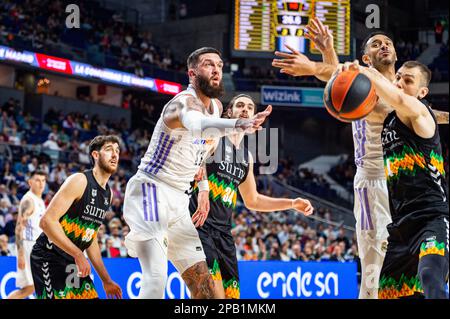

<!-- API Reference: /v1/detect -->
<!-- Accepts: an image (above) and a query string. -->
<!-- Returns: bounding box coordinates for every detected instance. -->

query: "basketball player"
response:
[7,171,47,299]
[30,135,122,299]
[188,94,314,299]
[123,47,272,299]
[340,59,448,299]
[272,23,449,298]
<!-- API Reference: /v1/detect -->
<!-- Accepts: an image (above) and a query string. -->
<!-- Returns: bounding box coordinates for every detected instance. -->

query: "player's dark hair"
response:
[222,94,256,118]
[401,60,432,87]
[30,170,47,178]
[187,47,221,69]
[89,135,120,165]
[360,31,394,55]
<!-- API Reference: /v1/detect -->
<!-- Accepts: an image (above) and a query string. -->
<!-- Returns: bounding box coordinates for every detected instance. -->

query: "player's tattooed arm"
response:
[181,261,216,299]
[163,95,205,129]
[15,198,34,254]
[432,110,449,124]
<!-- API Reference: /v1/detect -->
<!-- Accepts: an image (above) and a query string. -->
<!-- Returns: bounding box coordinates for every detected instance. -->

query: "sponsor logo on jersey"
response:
[193,138,215,145]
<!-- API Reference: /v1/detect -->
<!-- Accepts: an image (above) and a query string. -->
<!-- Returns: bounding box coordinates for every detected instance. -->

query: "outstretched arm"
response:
[163,95,272,137]
[272,45,339,82]
[238,153,313,215]
[342,61,435,138]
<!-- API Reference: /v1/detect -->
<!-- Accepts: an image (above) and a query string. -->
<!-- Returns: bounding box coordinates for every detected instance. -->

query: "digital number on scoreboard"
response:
[232,0,351,58]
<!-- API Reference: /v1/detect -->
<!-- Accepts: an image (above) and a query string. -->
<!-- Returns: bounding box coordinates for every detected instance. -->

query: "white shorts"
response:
[123,170,205,273]
[353,172,392,259]
[16,240,35,288]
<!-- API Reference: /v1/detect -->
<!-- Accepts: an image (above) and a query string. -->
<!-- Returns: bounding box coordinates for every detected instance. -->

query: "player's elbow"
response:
[39,215,49,231]
[243,195,258,210]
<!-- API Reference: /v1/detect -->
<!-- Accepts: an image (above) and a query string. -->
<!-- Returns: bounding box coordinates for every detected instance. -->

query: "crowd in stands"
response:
[395,39,428,65]
[429,41,449,82]
[232,204,358,263]
[0,0,186,81]
[328,155,356,193]
[255,157,352,209]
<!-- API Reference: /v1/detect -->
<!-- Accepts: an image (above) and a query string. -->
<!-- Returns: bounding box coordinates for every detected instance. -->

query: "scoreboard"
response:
[232,0,352,58]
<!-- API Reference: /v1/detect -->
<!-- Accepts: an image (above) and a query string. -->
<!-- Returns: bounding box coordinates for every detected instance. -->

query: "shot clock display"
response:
[232,0,352,58]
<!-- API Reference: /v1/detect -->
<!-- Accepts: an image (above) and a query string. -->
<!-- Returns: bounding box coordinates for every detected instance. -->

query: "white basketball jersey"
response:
[352,100,390,177]
[22,191,46,242]
[138,85,220,192]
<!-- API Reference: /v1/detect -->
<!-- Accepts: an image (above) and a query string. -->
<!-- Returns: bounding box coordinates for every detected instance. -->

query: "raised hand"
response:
[235,105,272,133]
[305,17,334,53]
[272,45,316,77]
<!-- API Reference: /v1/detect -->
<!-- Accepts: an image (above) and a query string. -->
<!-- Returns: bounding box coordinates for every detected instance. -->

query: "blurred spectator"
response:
[13,155,29,179]
[28,157,39,173]
[43,135,61,151]
[179,3,188,19]
[435,20,444,44]
[0,234,11,256]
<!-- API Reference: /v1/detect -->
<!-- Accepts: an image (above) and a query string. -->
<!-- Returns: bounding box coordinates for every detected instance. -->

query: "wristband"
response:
[198,180,210,192]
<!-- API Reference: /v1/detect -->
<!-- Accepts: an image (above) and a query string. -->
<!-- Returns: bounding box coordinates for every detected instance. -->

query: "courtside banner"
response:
[0,257,357,299]
[0,45,181,95]
[261,85,324,107]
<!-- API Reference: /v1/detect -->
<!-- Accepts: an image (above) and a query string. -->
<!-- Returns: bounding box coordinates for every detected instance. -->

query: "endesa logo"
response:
[36,53,73,74]
[239,261,357,299]
[256,267,339,298]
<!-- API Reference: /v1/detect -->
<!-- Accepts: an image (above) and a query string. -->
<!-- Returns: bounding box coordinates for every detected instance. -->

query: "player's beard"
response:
[196,74,224,98]
[97,155,117,174]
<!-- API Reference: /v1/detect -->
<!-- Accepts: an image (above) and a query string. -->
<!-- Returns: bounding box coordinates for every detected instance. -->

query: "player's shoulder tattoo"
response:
[164,94,202,117]
[184,95,204,112]
[19,197,33,218]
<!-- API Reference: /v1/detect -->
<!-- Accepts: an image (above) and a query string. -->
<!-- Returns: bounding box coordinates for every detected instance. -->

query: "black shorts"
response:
[197,224,240,299]
[30,241,98,299]
[379,215,449,299]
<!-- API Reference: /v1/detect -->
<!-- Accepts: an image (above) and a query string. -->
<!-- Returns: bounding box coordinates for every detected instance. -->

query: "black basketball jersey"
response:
[36,170,111,256]
[189,136,250,231]
[381,100,448,222]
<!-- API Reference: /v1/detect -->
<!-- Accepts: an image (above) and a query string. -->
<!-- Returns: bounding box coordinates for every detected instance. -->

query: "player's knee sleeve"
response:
[418,255,449,299]
[134,239,168,299]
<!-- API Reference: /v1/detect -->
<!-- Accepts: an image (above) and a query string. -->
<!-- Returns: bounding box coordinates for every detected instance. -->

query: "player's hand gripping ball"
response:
[324,62,378,122]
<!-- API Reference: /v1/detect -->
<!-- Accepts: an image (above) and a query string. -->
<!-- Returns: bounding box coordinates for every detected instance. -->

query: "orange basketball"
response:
[323,70,378,123]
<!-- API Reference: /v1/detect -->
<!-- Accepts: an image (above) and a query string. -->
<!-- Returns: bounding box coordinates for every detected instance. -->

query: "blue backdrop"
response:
[0,256,357,299]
